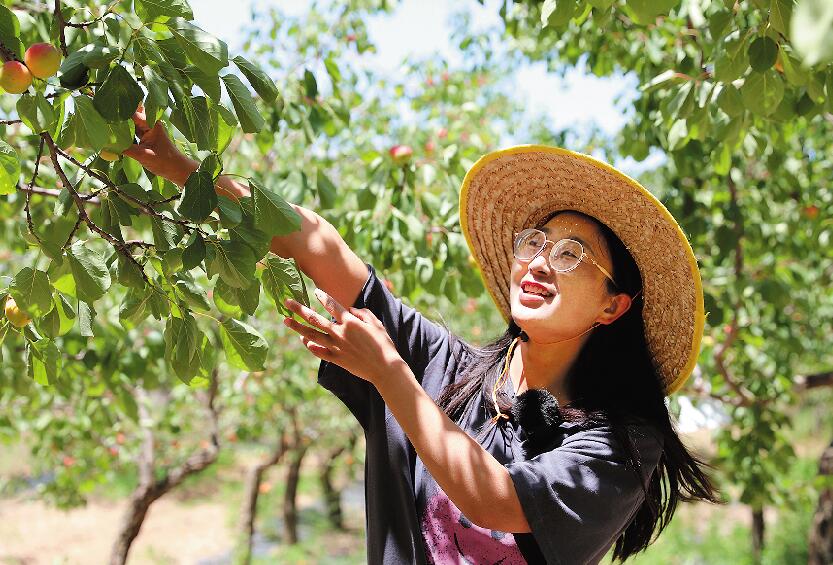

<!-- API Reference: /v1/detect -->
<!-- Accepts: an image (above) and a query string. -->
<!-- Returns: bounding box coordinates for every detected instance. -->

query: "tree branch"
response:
[713,175,757,405]
[0,119,23,126]
[154,368,221,494]
[23,137,46,242]
[42,132,148,282]
[16,181,101,205]
[795,371,833,392]
[53,0,68,57]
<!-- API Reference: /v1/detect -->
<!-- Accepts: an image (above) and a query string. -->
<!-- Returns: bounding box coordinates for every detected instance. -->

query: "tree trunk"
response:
[236,433,288,565]
[809,438,833,565]
[109,375,220,565]
[751,506,765,563]
[283,445,309,545]
[108,486,155,565]
[320,445,346,530]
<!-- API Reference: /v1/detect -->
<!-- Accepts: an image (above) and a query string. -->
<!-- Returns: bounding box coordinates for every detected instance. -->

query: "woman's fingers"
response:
[313,288,348,324]
[284,298,334,333]
[283,317,334,348]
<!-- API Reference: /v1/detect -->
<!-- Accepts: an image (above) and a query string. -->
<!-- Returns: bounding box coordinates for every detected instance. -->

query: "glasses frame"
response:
[513,228,618,287]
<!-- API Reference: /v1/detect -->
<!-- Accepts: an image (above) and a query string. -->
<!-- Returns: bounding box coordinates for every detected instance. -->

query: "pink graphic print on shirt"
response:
[420,488,527,564]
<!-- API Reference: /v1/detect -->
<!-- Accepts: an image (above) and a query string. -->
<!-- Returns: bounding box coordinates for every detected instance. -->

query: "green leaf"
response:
[714,36,750,83]
[587,0,614,10]
[167,18,228,74]
[178,169,217,222]
[78,301,95,336]
[626,0,678,24]
[207,240,256,289]
[119,288,152,327]
[182,232,206,270]
[261,255,309,317]
[64,96,110,152]
[66,242,112,303]
[10,268,53,317]
[770,0,793,38]
[183,65,222,102]
[0,140,20,195]
[792,0,833,66]
[17,93,56,134]
[220,318,267,371]
[304,69,318,99]
[218,195,242,227]
[233,55,280,103]
[164,313,203,380]
[93,65,144,123]
[58,50,90,89]
[135,0,194,22]
[250,179,301,236]
[748,37,779,72]
[116,254,146,289]
[221,74,265,133]
[316,170,337,208]
[542,0,576,27]
[175,277,211,311]
[741,70,785,116]
[150,216,184,252]
[0,6,22,59]
[717,84,744,117]
[27,339,61,386]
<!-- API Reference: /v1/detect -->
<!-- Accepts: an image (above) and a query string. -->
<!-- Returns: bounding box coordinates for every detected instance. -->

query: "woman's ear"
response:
[597,293,632,325]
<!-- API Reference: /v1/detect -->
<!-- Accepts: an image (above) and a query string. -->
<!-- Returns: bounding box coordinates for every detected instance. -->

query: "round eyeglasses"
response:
[513,228,617,286]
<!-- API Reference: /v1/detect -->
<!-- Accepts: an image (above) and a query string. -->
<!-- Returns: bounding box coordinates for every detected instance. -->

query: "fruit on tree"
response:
[24,43,62,79]
[389,145,413,164]
[4,296,31,328]
[803,205,819,220]
[0,61,33,94]
[424,140,436,153]
[100,150,120,162]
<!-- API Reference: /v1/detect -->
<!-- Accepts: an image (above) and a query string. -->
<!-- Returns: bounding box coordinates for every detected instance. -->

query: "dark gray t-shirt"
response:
[317,263,664,565]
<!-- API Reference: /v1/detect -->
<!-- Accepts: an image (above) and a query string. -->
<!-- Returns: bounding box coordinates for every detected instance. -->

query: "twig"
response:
[54,0,68,57]
[62,216,83,249]
[24,137,46,243]
[16,182,101,204]
[0,119,22,126]
[0,38,19,63]
[712,176,757,405]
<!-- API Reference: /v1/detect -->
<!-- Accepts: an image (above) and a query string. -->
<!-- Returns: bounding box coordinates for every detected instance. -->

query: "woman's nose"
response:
[528,249,552,273]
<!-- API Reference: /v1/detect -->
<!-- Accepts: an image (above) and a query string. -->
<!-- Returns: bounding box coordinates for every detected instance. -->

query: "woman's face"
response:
[509,212,617,341]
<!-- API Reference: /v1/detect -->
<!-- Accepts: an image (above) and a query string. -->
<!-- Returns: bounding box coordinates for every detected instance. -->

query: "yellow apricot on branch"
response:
[0,61,33,94]
[4,296,32,328]
[100,150,120,162]
[24,43,62,79]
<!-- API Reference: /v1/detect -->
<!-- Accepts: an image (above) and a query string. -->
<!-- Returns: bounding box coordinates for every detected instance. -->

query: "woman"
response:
[127,120,721,563]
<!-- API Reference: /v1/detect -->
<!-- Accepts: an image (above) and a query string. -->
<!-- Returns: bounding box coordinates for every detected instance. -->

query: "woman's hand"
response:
[122,106,197,185]
[282,289,406,386]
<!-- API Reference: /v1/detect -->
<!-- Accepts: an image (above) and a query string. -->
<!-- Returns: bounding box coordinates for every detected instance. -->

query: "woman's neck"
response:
[509,335,585,406]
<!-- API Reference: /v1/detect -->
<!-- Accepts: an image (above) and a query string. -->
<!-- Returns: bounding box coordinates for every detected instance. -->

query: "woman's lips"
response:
[519,290,553,306]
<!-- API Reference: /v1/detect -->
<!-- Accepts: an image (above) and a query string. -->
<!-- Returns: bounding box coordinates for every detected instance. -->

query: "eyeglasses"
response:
[513,228,617,286]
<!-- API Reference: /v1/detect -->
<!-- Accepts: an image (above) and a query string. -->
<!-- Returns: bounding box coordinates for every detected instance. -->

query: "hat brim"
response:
[459,145,704,395]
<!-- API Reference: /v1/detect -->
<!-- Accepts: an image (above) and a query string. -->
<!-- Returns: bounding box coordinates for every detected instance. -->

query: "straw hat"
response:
[459,145,704,396]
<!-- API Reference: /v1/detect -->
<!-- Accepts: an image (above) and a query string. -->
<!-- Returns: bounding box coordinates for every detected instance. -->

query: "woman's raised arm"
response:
[122,110,369,309]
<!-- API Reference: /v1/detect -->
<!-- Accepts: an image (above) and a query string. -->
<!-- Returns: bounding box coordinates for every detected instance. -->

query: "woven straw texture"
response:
[459,146,704,395]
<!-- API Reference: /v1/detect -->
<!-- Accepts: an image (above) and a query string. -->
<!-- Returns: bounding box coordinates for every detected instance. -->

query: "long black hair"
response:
[437,210,723,562]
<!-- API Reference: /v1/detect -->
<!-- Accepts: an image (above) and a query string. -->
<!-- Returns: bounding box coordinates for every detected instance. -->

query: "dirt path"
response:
[0,498,232,565]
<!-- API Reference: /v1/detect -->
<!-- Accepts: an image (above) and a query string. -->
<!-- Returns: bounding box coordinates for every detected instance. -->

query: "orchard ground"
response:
[1,408,827,565]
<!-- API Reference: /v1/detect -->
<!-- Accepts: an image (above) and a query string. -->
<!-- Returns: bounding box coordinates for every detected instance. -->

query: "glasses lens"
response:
[550,240,583,271]
[514,229,545,260]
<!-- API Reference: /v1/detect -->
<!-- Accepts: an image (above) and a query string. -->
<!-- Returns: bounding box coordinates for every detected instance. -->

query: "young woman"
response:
[126,121,721,563]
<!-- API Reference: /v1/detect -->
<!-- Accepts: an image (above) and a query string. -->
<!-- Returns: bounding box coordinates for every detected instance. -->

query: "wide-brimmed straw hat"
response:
[459,145,704,396]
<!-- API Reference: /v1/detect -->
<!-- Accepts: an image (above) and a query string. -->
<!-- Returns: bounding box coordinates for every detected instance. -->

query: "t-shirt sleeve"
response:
[317,262,450,431]
[505,425,663,564]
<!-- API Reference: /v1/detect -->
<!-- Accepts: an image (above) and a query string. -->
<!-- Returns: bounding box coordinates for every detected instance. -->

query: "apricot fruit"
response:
[24,43,62,79]
[0,61,33,94]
